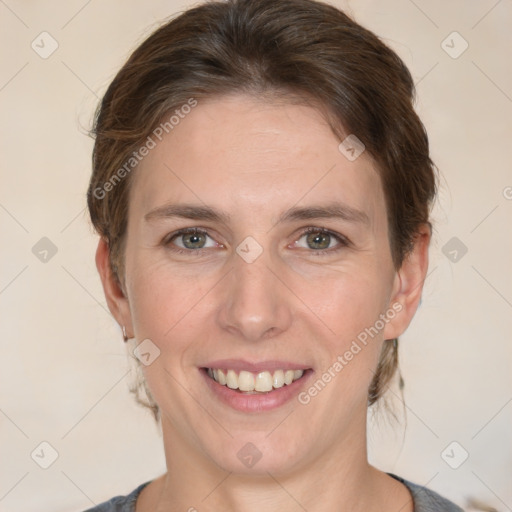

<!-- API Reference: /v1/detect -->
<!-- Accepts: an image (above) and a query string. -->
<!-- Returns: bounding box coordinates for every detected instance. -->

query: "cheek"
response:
[132,266,388,339]
[125,252,224,373]
[299,262,392,340]
[124,228,395,358]
[297,269,391,410]
[300,262,394,399]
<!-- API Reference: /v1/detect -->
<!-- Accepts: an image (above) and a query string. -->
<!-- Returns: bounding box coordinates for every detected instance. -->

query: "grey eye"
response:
[168,229,217,251]
[305,231,332,250]
[180,232,208,249]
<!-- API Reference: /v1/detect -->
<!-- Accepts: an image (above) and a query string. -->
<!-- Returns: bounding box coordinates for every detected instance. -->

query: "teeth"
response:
[293,369,303,380]
[217,369,227,385]
[273,369,285,388]
[255,371,273,392]
[207,368,305,392]
[238,370,254,391]
[226,369,238,389]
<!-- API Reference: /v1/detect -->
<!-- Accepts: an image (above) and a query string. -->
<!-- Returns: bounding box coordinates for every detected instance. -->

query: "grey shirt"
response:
[82,473,464,511]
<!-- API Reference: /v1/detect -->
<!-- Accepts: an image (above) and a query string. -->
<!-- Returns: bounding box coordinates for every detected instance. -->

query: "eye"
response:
[163,226,349,257]
[164,227,220,254]
[294,227,349,255]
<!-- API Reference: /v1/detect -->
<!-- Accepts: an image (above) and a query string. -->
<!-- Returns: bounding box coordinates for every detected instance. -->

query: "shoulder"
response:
[80,481,152,512]
[388,473,464,512]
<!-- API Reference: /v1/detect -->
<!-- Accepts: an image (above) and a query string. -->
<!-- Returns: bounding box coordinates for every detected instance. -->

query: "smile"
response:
[206,368,305,393]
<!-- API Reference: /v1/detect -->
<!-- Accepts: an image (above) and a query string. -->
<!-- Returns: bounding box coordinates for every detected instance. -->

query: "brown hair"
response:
[88,0,436,421]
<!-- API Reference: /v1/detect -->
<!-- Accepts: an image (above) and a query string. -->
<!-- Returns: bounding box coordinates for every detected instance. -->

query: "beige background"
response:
[1,1,511,511]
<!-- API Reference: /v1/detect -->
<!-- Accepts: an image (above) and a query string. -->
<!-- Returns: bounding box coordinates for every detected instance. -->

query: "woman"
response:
[85,0,463,510]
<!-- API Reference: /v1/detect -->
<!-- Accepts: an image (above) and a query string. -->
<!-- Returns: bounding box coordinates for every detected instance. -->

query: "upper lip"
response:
[202,359,310,373]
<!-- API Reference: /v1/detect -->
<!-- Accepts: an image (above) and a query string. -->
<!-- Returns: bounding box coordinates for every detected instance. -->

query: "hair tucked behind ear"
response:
[127,339,160,423]
[368,338,405,416]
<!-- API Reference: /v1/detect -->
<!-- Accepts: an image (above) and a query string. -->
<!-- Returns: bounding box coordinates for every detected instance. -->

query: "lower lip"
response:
[200,368,313,412]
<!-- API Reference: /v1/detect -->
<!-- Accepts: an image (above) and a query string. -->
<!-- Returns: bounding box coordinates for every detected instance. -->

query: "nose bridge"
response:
[218,243,292,342]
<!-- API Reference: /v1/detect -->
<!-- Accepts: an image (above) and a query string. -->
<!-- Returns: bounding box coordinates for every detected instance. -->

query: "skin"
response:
[96,94,430,512]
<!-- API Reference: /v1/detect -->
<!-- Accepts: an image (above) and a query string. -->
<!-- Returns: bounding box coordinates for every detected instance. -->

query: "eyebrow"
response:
[144,202,370,226]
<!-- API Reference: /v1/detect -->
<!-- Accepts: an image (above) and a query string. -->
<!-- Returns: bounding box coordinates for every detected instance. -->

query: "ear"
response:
[95,237,134,338]
[383,224,431,340]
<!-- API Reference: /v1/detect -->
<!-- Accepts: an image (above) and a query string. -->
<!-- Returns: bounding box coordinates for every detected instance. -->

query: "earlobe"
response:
[95,237,134,338]
[383,224,431,340]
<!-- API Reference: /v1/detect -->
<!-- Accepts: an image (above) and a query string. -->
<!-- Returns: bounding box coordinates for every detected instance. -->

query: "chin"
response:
[204,432,305,476]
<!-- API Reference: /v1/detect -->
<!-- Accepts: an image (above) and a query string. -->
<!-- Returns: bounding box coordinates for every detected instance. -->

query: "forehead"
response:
[130,94,386,227]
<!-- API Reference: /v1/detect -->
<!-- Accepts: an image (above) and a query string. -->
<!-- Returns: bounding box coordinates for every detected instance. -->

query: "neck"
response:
[145,412,399,512]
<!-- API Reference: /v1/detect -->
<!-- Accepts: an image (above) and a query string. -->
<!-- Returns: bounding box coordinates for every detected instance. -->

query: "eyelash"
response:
[163,226,349,257]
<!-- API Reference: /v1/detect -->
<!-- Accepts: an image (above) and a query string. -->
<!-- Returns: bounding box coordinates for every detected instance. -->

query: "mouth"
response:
[199,360,312,412]
[204,367,307,394]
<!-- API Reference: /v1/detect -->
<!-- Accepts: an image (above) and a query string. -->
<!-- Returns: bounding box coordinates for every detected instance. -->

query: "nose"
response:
[218,248,293,343]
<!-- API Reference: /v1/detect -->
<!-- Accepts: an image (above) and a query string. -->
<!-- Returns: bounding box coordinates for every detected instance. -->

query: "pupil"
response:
[308,232,329,250]
[185,233,204,248]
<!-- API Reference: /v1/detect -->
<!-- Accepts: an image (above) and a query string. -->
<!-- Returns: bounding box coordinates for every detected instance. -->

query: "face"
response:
[98,94,428,476]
